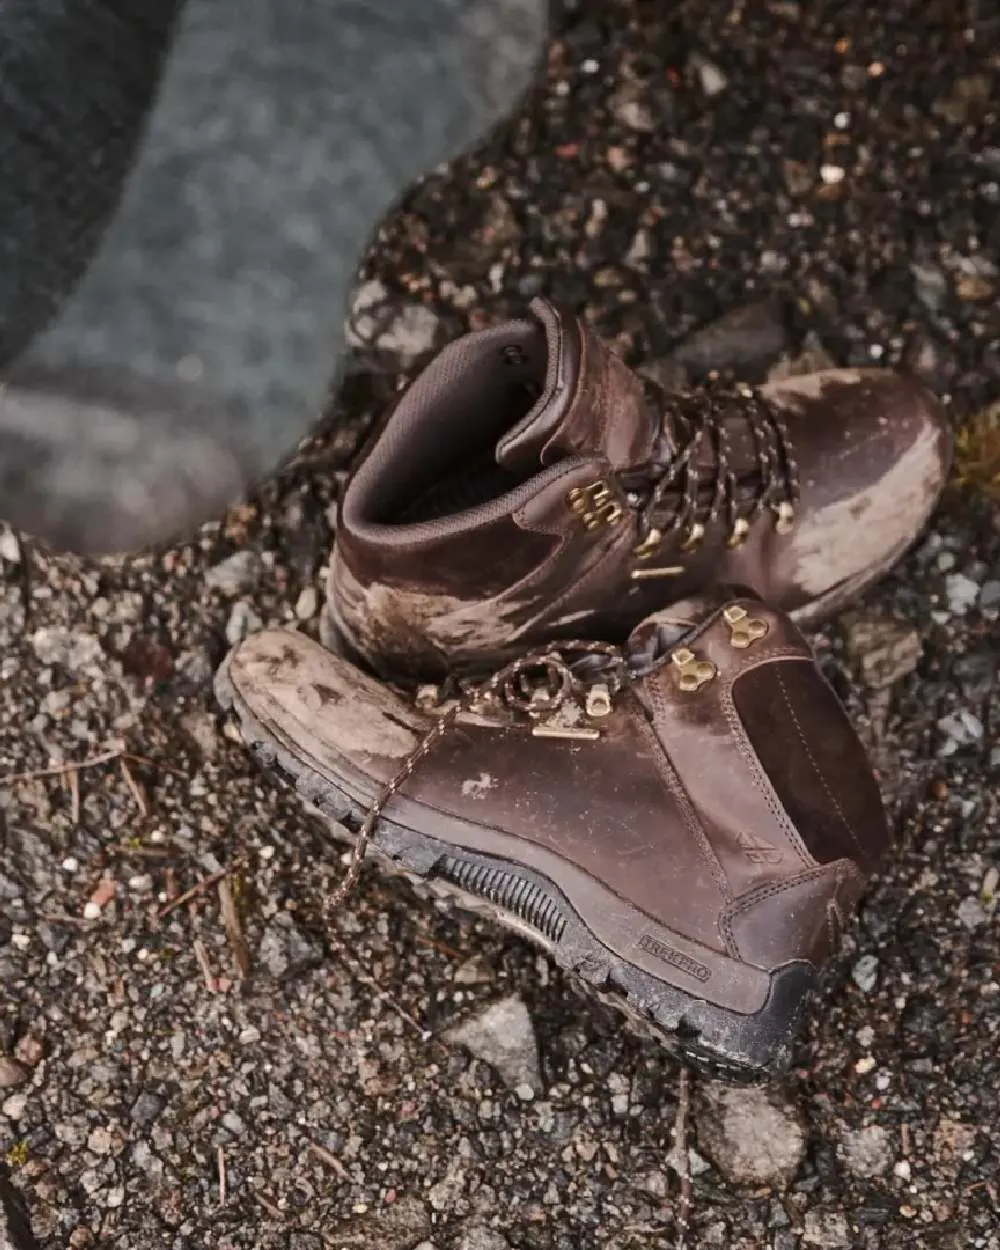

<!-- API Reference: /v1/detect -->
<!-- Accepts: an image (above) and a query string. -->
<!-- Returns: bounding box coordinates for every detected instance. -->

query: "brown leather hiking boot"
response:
[218,588,891,1079]
[324,298,950,683]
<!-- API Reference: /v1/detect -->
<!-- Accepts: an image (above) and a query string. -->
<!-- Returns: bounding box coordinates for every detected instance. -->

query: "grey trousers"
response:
[0,0,548,553]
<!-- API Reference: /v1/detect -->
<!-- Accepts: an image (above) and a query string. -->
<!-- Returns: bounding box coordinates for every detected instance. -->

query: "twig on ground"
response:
[672,1065,694,1250]
[217,1146,228,1207]
[7,745,125,782]
[67,767,81,825]
[307,1140,352,1182]
[119,757,149,818]
[324,928,431,1042]
[254,1192,286,1221]
[218,876,251,979]
[192,938,217,992]
[157,863,240,920]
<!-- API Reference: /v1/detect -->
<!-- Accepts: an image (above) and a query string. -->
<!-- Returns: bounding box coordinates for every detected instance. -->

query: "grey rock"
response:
[672,299,790,378]
[290,1236,323,1250]
[844,614,922,690]
[851,955,879,994]
[205,551,261,595]
[347,279,439,361]
[0,1059,27,1092]
[911,262,949,312]
[30,627,103,671]
[802,1210,851,1248]
[225,601,263,645]
[328,1193,431,1250]
[445,995,542,1094]
[696,1081,806,1184]
[957,896,989,930]
[945,572,980,614]
[767,333,838,381]
[839,1124,892,1178]
[938,709,985,756]
[454,1228,511,1250]
[979,580,1000,610]
[0,527,20,565]
[259,913,324,980]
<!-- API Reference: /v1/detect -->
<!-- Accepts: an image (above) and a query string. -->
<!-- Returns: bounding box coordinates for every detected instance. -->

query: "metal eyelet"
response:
[671,647,716,692]
[633,528,662,560]
[567,481,624,531]
[774,501,795,535]
[726,517,750,549]
[723,604,769,649]
[680,521,705,553]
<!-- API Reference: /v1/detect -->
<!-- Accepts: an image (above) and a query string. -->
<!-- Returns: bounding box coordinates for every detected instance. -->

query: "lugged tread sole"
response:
[216,654,819,1083]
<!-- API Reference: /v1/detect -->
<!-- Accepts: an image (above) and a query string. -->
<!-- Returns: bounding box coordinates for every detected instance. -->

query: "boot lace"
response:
[620,379,801,568]
[327,640,632,911]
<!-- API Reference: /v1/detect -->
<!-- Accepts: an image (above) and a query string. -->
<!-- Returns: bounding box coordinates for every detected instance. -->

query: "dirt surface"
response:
[2,1,999,1247]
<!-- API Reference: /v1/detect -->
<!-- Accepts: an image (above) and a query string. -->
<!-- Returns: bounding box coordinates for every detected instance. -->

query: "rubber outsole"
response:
[216,654,819,1083]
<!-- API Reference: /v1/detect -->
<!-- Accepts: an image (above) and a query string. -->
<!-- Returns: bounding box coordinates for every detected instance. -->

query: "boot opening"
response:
[353,320,548,526]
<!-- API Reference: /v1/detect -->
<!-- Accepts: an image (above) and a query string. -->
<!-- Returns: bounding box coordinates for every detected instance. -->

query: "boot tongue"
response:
[627,587,761,667]
[495,297,659,473]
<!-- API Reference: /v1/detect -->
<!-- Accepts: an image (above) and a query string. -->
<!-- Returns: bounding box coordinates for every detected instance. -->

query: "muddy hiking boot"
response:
[324,297,950,682]
[218,588,890,1080]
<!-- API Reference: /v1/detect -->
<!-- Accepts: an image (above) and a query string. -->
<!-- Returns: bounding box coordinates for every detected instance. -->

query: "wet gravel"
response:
[2,0,1000,1246]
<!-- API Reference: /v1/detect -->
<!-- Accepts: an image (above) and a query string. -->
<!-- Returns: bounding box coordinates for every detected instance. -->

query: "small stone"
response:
[978,580,1000,610]
[0,526,20,564]
[844,614,922,690]
[803,1210,851,1248]
[767,333,837,381]
[225,601,263,646]
[205,551,260,595]
[956,896,988,930]
[696,1082,806,1184]
[130,1092,166,1128]
[295,585,319,620]
[0,1057,27,1090]
[610,84,656,133]
[11,1037,42,1069]
[819,164,846,185]
[444,995,542,1094]
[911,263,948,312]
[259,913,323,980]
[347,280,440,361]
[454,1227,511,1250]
[672,299,791,378]
[839,1124,893,1178]
[852,954,879,994]
[692,55,727,97]
[938,709,985,756]
[944,572,980,614]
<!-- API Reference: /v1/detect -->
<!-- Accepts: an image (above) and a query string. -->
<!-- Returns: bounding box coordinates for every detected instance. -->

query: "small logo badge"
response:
[735,830,784,865]
[637,934,711,983]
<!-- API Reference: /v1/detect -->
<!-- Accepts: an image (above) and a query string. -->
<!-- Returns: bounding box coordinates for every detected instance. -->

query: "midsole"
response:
[258,704,779,1017]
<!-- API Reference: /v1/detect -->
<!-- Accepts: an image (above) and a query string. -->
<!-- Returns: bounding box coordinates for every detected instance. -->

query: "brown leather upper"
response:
[227,591,891,1015]
[330,298,951,682]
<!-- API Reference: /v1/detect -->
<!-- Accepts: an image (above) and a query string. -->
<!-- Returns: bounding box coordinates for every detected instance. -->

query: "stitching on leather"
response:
[720,680,814,872]
[725,863,834,920]
[773,667,865,861]
[639,685,736,918]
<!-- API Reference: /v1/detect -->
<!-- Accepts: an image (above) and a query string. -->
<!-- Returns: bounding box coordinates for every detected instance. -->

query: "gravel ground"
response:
[2,1,1000,1247]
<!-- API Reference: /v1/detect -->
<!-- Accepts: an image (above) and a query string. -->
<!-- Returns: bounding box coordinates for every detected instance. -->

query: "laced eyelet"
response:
[774,501,795,535]
[726,517,750,549]
[633,527,662,560]
[680,522,705,553]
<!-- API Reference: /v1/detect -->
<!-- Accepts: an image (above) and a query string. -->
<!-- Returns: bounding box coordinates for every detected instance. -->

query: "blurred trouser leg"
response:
[0,0,548,553]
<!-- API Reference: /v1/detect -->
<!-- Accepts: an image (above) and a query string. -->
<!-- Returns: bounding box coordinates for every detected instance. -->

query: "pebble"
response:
[979,580,1000,610]
[0,525,20,564]
[258,913,324,980]
[672,299,791,378]
[839,1125,893,1178]
[205,552,260,595]
[295,585,319,620]
[444,995,542,1094]
[956,896,989,930]
[851,954,879,993]
[802,1210,852,1248]
[454,1228,512,1250]
[130,1092,166,1129]
[696,1082,806,1184]
[944,572,980,614]
[347,279,440,361]
[225,601,263,645]
[937,709,985,756]
[844,614,922,690]
[0,1057,27,1090]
